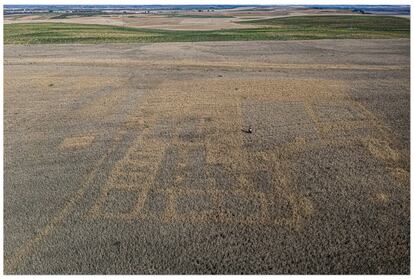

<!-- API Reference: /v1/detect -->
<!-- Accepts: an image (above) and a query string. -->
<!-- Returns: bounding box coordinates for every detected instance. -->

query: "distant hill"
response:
[307,5,410,15]
[5,5,410,15]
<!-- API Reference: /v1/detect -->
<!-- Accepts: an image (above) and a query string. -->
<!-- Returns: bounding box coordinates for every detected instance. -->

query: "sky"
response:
[3,1,411,6]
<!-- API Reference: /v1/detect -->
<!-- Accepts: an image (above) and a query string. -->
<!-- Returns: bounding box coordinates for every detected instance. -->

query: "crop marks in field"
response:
[60,135,95,150]
[88,78,403,228]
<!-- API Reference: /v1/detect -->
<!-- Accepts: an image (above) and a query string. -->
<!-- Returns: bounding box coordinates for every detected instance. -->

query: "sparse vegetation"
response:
[4,15,409,44]
[245,15,410,32]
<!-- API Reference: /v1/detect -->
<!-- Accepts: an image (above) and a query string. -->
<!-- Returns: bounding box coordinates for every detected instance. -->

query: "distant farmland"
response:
[4,15,410,44]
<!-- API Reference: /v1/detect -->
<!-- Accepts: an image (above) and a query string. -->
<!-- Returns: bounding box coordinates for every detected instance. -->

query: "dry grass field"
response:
[3,7,357,30]
[4,39,410,274]
[5,13,250,30]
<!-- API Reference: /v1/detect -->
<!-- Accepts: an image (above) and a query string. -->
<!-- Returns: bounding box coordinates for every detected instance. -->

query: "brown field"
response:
[4,39,410,274]
[4,14,255,30]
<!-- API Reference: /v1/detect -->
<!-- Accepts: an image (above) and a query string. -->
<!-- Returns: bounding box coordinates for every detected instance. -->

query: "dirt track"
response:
[4,39,410,274]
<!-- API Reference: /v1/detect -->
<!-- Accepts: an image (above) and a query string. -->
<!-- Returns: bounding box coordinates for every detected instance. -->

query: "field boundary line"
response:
[4,59,408,72]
